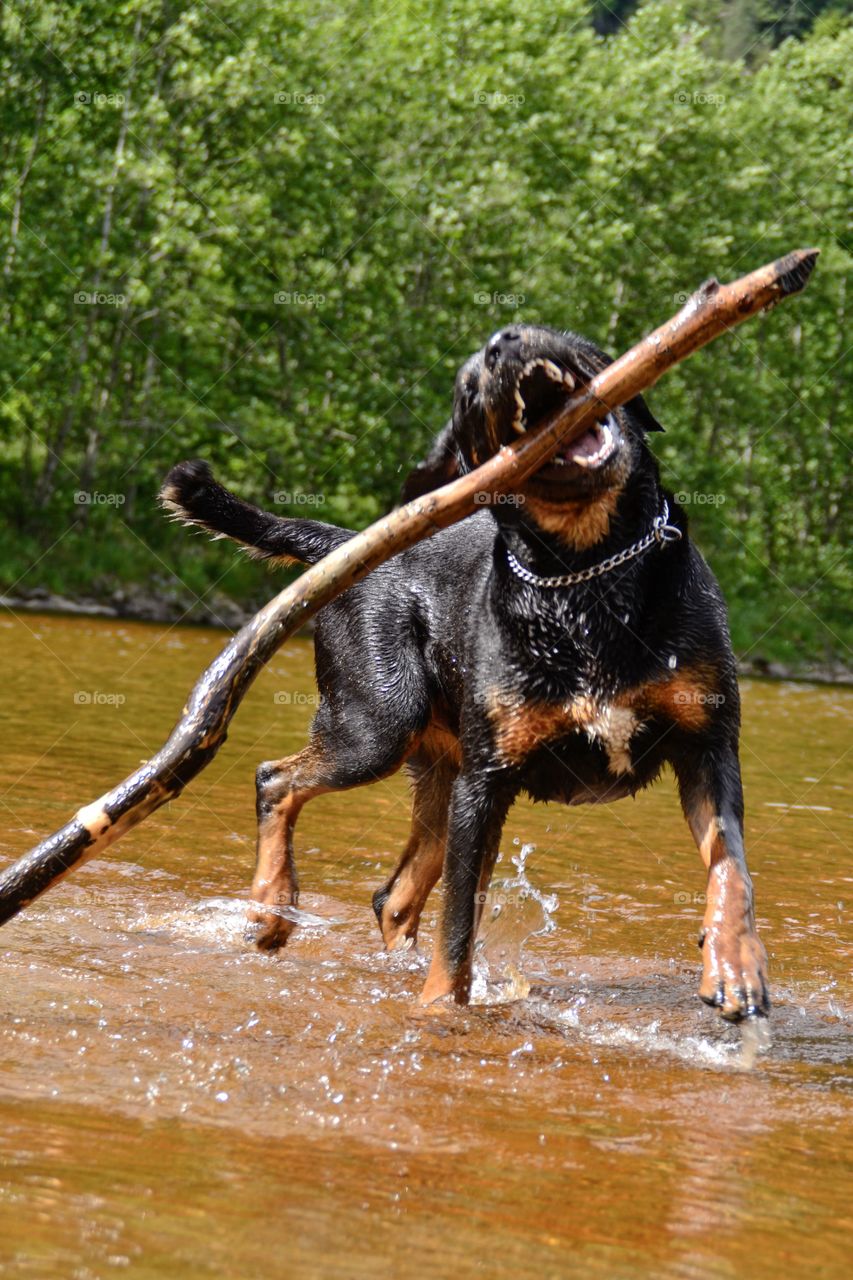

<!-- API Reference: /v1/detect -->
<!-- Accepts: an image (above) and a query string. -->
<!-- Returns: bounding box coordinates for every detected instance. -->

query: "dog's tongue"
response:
[557,421,602,460]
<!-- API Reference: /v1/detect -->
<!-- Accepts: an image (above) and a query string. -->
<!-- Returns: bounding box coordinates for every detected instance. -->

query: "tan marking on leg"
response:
[420,943,456,1004]
[379,828,445,952]
[688,794,726,869]
[248,782,328,949]
[684,794,768,1019]
[419,719,462,769]
[381,850,445,951]
[245,743,331,949]
[378,729,458,950]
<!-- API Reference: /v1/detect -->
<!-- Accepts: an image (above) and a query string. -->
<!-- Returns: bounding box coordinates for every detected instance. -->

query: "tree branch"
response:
[0,249,818,925]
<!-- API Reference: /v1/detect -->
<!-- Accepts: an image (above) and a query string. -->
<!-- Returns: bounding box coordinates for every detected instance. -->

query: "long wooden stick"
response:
[0,249,818,925]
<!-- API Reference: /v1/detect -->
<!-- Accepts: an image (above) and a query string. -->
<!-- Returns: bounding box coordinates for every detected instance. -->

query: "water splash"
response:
[470,841,559,1005]
[246,898,345,929]
[129,896,248,943]
[129,895,344,944]
[738,1015,772,1069]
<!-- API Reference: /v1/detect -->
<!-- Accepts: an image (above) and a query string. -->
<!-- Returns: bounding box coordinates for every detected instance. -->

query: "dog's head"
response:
[403,325,663,541]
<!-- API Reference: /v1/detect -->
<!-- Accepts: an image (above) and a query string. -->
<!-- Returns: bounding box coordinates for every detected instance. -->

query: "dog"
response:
[160,324,768,1021]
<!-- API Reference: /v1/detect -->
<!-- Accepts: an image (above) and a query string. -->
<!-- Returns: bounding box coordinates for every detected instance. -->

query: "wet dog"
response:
[160,324,768,1021]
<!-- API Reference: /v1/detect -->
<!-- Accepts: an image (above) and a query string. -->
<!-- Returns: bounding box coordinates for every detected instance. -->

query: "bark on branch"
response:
[0,249,818,925]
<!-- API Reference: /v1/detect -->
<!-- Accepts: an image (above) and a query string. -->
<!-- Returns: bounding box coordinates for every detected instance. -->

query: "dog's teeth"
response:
[513,357,573,434]
[570,421,614,469]
[512,385,527,433]
[540,359,565,384]
[520,356,568,385]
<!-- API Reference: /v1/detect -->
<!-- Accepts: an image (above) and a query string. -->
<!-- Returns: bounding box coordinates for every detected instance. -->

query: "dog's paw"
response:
[244,899,297,951]
[378,908,419,953]
[372,885,422,952]
[697,919,769,1021]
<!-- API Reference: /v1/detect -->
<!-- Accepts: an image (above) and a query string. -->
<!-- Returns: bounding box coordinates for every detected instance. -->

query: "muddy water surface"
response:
[0,613,850,1278]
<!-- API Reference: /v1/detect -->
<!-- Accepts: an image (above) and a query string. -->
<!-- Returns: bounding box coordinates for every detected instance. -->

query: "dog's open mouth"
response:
[510,357,618,473]
[549,416,617,469]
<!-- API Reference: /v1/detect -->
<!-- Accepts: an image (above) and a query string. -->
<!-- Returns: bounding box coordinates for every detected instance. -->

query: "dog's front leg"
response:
[420,772,514,1005]
[676,745,769,1020]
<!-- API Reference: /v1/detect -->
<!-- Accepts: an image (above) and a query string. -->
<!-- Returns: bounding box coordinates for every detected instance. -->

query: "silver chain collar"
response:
[505,499,682,589]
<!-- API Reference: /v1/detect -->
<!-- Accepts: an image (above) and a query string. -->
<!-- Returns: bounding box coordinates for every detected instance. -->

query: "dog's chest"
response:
[570,698,638,774]
[491,691,640,777]
[487,665,714,783]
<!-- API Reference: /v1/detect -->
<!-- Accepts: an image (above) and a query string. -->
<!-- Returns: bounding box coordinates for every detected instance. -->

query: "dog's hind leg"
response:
[372,754,456,951]
[246,744,329,950]
[247,725,410,951]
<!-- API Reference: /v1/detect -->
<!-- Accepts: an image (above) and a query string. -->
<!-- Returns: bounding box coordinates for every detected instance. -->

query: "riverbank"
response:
[2,584,850,686]
[0,582,258,631]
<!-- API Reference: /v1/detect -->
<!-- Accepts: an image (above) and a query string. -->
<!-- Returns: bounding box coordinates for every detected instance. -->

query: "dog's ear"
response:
[400,419,462,503]
[626,392,665,432]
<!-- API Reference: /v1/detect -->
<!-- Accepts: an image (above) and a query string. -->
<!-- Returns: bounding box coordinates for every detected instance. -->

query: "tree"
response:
[0,0,849,664]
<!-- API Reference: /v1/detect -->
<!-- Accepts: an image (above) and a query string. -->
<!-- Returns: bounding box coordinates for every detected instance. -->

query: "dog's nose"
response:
[485,327,522,371]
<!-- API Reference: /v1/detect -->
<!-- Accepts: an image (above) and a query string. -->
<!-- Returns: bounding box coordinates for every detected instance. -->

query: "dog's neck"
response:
[485,473,673,695]
[494,472,663,579]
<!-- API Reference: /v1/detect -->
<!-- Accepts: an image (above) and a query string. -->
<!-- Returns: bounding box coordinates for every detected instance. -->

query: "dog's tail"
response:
[159,460,355,566]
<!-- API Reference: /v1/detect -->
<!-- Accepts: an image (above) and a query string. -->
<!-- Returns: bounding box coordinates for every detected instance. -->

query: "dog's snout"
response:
[485,327,522,371]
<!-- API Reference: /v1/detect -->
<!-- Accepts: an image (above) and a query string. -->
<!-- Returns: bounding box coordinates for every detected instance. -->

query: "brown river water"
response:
[0,612,850,1279]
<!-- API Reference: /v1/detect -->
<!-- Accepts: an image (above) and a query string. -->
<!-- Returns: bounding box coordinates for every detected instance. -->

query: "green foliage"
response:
[594,0,852,57]
[0,0,850,664]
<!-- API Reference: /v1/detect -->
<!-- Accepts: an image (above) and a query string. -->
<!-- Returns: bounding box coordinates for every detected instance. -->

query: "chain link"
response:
[505,500,682,589]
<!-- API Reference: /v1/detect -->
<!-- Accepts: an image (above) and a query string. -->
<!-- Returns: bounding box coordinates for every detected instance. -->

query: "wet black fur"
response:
[161,324,762,1016]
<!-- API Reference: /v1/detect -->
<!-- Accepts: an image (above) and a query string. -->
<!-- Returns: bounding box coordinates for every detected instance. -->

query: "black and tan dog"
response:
[161,325,768,1021]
